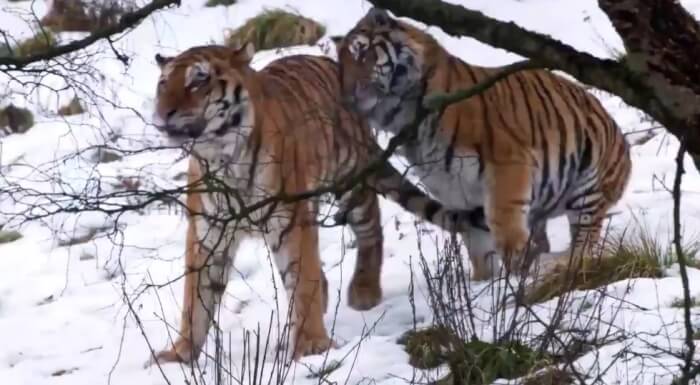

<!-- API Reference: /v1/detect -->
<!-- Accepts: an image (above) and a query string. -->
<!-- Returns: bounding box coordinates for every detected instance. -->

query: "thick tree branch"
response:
[0,0,180,70]
[599,0,700,170]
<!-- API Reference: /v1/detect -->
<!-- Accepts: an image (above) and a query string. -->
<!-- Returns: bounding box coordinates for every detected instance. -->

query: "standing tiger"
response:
[335,8,632,280]
[149,43,476,363]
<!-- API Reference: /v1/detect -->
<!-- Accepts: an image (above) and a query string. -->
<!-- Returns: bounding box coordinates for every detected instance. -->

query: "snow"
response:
[2,0,700,384]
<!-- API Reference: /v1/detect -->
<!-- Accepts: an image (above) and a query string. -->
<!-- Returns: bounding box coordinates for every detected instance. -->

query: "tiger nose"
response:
[159,120,205,138]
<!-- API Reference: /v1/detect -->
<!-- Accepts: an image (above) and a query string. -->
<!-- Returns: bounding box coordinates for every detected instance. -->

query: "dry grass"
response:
[525,228,674,304]
[224,9,325,51]
[58,96,85,116]
[40,0,131,33]
[0,30,57,58]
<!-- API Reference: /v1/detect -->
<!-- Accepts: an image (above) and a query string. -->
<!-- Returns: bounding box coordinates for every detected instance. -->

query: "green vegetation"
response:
[205,0,236,7]
[224,9,326,51]
[0,30,57,58]
[0,230,23,244]
[399,327,549,384]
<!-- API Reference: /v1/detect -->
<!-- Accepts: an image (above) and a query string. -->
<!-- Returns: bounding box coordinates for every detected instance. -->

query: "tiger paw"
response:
[470,251,498,281]
[347,274,382,311]
[292,332,336,360]
[145,339,198,368]
[494,227,530,275]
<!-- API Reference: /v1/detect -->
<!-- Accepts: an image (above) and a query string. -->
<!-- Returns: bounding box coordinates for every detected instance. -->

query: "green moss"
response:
[399,326,461,369]
[205,0,236,7]
[224,9,326,51]
[0,230,23,244]
[400,327,548,384]
[0,30,57,58]
[13,31,57,57]
[671,296,699,308]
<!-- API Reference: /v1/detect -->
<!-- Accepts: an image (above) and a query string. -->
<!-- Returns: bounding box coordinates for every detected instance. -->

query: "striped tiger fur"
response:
[148,43,479,363]
[335,8,632,280]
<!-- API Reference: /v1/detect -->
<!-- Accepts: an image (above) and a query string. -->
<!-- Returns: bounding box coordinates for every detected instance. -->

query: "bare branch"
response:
[0,0,180,70]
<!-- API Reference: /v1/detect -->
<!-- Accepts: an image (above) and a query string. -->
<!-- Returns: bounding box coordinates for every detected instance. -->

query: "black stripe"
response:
[444,117,459,172]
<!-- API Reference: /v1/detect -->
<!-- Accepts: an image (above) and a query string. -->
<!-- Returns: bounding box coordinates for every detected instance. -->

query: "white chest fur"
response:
[401,120,485,210]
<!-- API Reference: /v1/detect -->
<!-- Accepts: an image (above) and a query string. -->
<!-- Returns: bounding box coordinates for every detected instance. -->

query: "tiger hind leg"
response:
[542,193,609,276]
[464,216,549,281]
[336,188,383,311]
[269,204,332,360]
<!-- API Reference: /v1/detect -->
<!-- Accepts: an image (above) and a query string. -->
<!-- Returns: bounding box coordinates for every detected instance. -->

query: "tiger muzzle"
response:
[158,118,207,139]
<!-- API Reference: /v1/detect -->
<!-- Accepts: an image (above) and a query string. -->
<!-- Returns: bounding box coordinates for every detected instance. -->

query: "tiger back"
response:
[335,8,632,280]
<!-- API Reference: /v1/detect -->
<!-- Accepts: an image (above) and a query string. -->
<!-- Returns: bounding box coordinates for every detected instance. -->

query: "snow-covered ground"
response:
[3,0,700,384]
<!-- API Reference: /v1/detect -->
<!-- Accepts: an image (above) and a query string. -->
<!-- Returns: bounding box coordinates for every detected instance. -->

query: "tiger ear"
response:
[366,7,392,26]
[232,41,256,63]
[154,53,173,69]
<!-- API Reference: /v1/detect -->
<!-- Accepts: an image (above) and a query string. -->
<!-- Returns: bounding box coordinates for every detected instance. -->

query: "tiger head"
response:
[336,7,438,113]
[153,42,256,154]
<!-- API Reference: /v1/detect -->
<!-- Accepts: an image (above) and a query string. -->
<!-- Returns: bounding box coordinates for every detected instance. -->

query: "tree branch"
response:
[423,60,539,111]
[0,0,180,70]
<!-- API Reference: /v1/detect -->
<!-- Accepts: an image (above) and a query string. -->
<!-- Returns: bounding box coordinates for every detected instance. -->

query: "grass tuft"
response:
[522,367,575,385]
[58,96,85,116]
[400,327,549,384]
[0,30,57,58]
[205,0,236,7]
[0,230,23,244]
[398,326,462,369]
[224,9,326,51]
[525,228,672,304]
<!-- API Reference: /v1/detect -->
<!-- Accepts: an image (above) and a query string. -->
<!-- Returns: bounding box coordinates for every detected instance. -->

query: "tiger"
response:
[334,7,632,281]
[148,42,480,363]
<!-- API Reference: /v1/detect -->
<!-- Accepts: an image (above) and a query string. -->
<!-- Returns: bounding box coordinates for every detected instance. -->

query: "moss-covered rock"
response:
[224,9,326,51]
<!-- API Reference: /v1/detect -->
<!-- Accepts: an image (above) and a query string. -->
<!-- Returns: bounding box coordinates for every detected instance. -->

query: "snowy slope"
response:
[2,1,700,384]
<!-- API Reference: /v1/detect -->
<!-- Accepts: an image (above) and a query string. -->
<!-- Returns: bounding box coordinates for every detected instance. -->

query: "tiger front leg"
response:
[269,207,333,360]
[484,163,534,276]
[151,216,241,365]
[338,188,383,311]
